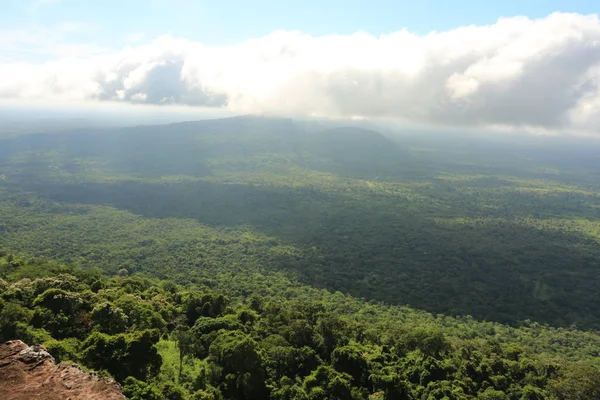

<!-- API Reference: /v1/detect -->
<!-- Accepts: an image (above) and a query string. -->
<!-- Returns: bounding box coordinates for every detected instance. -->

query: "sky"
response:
[2,0,600,134]
[3,0,599,49]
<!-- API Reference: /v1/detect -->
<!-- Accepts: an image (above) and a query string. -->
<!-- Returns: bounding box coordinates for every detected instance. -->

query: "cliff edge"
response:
[0,340,125,400]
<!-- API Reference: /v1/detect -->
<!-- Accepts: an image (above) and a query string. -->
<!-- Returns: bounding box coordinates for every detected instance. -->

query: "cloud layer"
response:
[2,12,600,133]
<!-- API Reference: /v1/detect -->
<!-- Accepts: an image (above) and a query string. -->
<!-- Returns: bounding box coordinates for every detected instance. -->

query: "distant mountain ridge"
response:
[0,116,406,180]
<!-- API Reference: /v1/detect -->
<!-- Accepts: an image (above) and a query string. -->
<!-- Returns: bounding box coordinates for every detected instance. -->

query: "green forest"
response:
[1,116,600,399]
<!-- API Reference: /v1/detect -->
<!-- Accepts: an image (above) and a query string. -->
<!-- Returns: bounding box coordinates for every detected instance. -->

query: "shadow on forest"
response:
[11,178,600,330]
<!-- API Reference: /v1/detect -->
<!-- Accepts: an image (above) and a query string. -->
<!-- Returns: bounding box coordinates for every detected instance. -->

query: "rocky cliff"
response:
[0,340,125,400]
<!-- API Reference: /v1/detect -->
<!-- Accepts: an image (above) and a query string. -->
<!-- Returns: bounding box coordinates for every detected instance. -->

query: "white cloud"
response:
[1,12,600,134]
[124,32,147,44]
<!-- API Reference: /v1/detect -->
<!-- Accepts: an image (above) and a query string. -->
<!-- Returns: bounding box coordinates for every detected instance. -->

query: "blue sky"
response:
[3,0,599,48]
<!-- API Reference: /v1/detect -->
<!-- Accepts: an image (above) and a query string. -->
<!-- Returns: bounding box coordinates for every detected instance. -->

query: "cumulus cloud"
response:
[1,12,600,133]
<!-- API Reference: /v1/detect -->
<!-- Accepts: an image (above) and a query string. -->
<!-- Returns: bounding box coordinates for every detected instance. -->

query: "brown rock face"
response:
[0,340,125,400]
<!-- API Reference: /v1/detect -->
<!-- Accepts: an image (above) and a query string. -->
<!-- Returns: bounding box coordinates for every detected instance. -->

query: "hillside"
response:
[1,253,600,399]
[1,117,600,398]
[1,117,600,328]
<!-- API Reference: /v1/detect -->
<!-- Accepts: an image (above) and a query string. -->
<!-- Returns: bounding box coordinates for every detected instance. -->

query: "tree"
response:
[185,293,228,325]
[396,328,450,358]
[331,343,369,386]
[173,327,195,379]
[122,377,163,400]
[303,365,353,400]
[478,388,509,400]
[370,367,411,400]
[114,294,166,332]
[548,364,600,400]
[209,330,267,399]
[81,329,162,381]
[0,301,32,342]
[91,302,128,334]
[30,288,90,339]
[271,377,309,400]
[191,315,244,357]
[315,315,349,360]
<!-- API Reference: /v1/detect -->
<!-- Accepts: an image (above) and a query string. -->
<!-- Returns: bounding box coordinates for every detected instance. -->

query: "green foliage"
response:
[2,120,600,399]
[160,382,188,400]
[395,328,451,358]
[81,329,162,381]
[173,327,196,378]
[122,377,164,400]
[30,288,91,339]
[190,386,224,400]
[44,337,80,363]
[331,343,369,385]
[186,293,228,325]
[3,121,600,330]
[208,330,267,399]
[91,302,128,334]
[0,301,32,341]
[191,314,245,358]
[304,365,353,399]
[478,388,509,399]
[1,254,600,399]
[547,364,600,400]
[113,293,166,332]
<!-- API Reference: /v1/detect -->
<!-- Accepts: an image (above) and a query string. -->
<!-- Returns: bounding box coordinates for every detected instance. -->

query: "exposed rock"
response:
[0,340,125,400]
